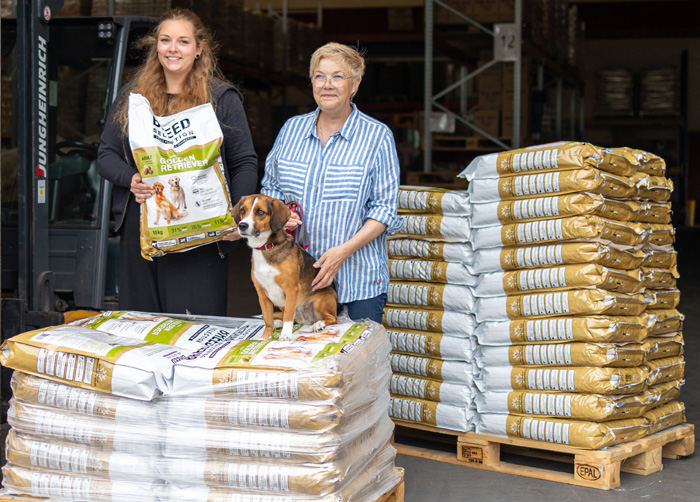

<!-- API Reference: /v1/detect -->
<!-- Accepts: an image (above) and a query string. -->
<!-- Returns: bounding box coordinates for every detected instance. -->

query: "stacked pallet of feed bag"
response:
[458,142,686,449]
[384,187,477,432]
[0,313,401,501]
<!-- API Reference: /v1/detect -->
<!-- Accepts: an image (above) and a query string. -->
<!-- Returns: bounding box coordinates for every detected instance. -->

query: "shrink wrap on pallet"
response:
[1,318,401,501]
[70,310,265,349]
[0,325,189,400]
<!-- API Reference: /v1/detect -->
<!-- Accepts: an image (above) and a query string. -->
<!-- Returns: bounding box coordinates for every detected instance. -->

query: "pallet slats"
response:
[394,422,695,490]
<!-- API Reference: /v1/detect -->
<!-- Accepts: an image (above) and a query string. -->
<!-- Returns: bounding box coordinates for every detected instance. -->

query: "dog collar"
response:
[254,242,276,251]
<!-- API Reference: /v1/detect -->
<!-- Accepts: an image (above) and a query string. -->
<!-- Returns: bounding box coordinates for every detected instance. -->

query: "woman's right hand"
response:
[285,211,302,230]
[131,173,154,203]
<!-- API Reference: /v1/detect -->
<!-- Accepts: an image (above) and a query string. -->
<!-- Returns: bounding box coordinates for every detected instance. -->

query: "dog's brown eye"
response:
[256,209,265,216]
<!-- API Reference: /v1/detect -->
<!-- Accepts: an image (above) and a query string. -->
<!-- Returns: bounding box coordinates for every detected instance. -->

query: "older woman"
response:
[261,42,402,323]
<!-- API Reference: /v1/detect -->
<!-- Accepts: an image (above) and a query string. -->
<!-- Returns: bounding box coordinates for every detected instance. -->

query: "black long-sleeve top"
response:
[97,79,258,253]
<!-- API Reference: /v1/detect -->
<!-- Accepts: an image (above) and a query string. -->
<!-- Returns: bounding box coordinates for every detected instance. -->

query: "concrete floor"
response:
[227,229,700,501]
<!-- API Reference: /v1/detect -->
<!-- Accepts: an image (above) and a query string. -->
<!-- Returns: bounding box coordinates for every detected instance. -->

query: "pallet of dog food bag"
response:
[129,93,236,260]
[0,315,403,501]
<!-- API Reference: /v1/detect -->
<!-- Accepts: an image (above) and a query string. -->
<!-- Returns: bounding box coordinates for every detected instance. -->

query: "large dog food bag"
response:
[384,187,477,432]
[0,316,402,501]
[128,93,236,260]
[451,143,686,449]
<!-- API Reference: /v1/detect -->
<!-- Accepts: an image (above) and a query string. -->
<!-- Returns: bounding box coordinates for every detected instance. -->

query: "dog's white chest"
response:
[252,252,286,307]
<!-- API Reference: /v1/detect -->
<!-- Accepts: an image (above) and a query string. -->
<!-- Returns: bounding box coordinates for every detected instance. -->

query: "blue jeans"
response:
[339,293,387,324]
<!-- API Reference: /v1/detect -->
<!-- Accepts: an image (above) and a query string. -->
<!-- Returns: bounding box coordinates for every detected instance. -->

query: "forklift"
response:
[1,0,156,402]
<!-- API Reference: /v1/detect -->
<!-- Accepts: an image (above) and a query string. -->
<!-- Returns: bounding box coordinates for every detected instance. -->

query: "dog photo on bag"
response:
[233,194,338,341]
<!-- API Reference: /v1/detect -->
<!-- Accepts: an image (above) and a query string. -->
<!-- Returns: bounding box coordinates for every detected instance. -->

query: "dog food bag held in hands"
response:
[128,93,235,260]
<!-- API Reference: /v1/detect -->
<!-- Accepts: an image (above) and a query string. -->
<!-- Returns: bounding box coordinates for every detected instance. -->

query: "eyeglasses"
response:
[312,74,352,86]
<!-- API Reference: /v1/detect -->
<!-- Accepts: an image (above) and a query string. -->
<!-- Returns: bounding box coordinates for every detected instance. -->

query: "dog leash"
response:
[285,201,310,250]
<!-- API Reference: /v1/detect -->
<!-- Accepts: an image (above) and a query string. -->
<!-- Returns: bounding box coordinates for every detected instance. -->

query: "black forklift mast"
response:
[3,4,155,338]
[9,0,67,333]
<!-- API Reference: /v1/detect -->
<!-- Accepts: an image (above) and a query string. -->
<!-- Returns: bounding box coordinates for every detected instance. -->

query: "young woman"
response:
[98,8,258,315]
[261,43,403,323]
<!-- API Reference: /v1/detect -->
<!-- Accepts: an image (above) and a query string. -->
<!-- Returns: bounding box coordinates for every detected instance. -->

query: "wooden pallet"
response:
[393,421,695,490]
[374,467,405,502]
[0,468,405,502]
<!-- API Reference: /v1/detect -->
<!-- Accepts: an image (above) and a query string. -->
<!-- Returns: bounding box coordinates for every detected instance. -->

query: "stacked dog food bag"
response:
[383,187,477,432]
[0,312,401,501]
[459,141,685,449]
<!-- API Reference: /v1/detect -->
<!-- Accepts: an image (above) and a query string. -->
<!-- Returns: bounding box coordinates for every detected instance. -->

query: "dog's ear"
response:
[232,196,247,223]
[269,198,291,233]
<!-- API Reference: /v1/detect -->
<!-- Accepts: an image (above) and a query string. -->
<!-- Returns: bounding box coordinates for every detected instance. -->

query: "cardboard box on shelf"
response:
[434,0,473,25]
[478,89,502,111]
[473,109,500,137]
[473,0,499,23]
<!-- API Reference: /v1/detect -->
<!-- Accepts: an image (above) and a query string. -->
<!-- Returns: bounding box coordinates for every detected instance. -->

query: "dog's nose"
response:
[238,222,248,232]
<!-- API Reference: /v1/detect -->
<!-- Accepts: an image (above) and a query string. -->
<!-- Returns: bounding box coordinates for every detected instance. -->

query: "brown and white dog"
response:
[152,181,188,224]
[233,194,338,341]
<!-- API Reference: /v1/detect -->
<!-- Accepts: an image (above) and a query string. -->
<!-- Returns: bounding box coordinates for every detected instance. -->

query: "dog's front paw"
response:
[273,319,284,329]
[312,320,327,332]
[278,321,294,341]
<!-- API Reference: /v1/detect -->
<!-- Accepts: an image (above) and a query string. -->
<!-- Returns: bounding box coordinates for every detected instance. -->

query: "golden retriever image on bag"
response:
[153,182,188,224]
[168,175,187,210]
[233,194,338,341]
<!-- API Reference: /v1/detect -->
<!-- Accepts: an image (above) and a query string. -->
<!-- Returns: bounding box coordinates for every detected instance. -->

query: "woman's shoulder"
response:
[355,108,394,136]
[284,109,316,127]
[210,78,243,103]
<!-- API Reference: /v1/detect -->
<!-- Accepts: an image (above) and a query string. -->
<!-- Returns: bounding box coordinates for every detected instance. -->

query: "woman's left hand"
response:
[312,245,349,290]
[222,229,241,242]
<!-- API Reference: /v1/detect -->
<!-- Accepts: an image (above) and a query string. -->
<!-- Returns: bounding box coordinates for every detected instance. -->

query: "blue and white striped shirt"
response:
[261,104,403,303]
